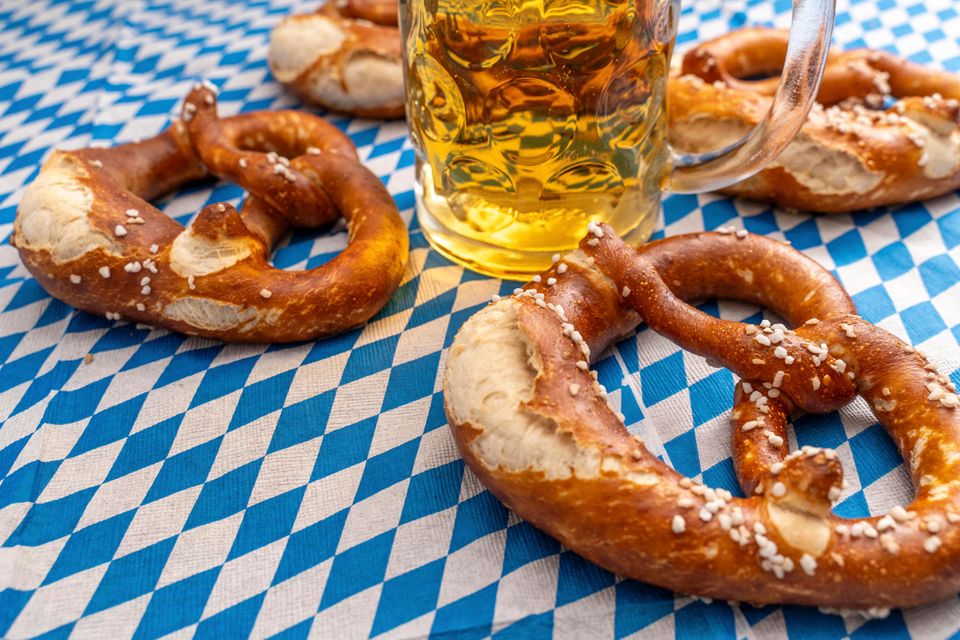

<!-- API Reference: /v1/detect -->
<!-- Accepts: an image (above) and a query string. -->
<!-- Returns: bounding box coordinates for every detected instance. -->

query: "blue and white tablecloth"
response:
[1,0,959,638]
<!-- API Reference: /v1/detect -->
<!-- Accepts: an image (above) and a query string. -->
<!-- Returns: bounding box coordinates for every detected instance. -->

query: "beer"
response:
[400,0,680,277]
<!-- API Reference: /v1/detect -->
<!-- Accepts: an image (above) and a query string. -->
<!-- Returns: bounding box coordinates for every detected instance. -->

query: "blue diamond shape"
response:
[190,356,257,409]
[381,352,442,412]
[665,430,700,478]
[42,377,109,425]
[872,241,913,281]
[449,489,508,553]
[228,369,295,431]
[852,285,896,323]
[849,609,911,639]
[640,351,686,406]
[432,582,498,640]
[370,558,446,636]
[783,605,847,639]
[185,459,262,530]
[556,551,615,607]
[43,510,135,585]
[273,509,348,585]
[849,423,903,488]
[502,521,560,576]
[826,229,867,267]
[107,415,182,481]
[228,485,305,560]
[312,416,376,480]
[900,301,948,345]
[354,438,420,502]
[340,335,400,385]
[918,254,960,298]
[143,437,222,504]
[614,580,675,639]
[674,601,735,640]
[494,611,553,639]
[133,567,220,640]
[271,389,336,454]
[71,393,146,456]
[6,487,96,546]
[689,369,733,427]
[793,412,848,451]
[702,458,743,498]
[85,537,176,615]
[320,529,395,610]
[194,593,264,640]
[400,460,463,525]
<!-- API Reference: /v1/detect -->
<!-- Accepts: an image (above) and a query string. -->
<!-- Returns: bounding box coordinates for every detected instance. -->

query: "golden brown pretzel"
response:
[12,85,408,342]
[268,0,403,119]
[444,225,960,611]
[672,28,960,212]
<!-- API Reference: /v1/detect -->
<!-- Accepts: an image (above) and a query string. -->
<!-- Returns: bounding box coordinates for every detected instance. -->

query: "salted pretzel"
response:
[672,28,960,212]
[444,224,960,611]
[12,84,408,342]
[268,0,404,119]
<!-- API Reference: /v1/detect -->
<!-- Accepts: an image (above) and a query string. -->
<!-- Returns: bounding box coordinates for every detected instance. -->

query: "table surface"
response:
[1,0,960,638]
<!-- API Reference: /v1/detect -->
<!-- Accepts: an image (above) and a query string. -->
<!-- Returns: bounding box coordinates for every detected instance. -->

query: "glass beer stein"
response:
[400,0,836,278]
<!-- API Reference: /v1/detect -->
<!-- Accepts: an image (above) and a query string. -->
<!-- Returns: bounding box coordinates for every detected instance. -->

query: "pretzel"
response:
[12,84,408,342]
[268,0,403,119]
[672,28,960,212]
[444,224,960,611]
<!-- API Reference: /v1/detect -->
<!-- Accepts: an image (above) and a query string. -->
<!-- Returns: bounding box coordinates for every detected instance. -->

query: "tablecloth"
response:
[0,0,959,638]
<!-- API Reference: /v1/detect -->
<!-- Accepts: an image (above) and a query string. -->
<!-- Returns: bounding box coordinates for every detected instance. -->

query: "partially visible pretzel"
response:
[268,0,403,119]
[12,84,408,342]
[267,5,960,213]
[672,28,960,212]
[444,225,960,611]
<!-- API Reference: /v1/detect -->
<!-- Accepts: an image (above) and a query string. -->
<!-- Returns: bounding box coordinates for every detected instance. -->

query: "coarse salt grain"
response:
[672,515,686,534]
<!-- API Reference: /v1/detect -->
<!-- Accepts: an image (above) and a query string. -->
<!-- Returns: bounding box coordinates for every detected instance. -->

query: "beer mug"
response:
[400,0,836,278]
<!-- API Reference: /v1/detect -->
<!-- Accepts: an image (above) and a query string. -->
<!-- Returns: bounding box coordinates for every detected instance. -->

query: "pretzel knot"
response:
[12,84,408,342]
[444,224,960,611]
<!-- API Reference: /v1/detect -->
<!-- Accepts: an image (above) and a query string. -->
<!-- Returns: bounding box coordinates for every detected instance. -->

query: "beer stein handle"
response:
[668,0,836,193]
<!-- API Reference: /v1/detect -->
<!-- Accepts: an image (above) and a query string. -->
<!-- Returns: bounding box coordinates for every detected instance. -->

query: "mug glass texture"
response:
[399,0,834,278]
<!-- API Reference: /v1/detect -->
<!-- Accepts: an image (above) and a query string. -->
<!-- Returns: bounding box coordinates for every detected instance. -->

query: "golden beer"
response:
[401,0,680,277]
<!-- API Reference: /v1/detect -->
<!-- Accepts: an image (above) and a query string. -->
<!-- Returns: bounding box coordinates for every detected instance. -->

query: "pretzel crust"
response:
[268,1,403,119]
[444,227,960,610]
[12,86,408,342]
[671,28,960,212]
